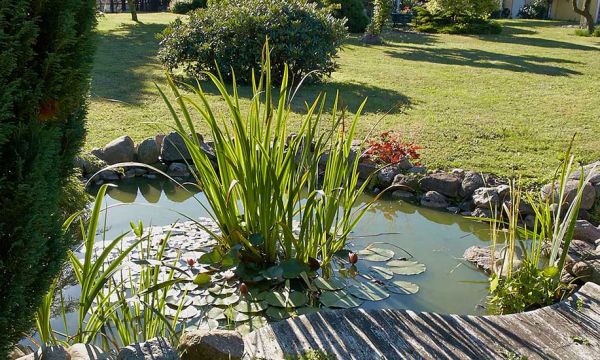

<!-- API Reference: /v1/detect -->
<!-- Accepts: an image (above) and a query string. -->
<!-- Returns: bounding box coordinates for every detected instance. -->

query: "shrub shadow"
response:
[384,45,583,76]
[91,22,168,105]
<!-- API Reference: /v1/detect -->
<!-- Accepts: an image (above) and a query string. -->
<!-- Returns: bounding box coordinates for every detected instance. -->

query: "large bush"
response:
[414,0,502,35]
[320,0,370,33]
[171,0,207,14]
[0,0,96,356]
[158,0,347,82]
[425,0,499,18]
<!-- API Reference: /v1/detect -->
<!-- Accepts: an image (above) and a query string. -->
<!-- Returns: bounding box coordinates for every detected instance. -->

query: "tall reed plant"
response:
[157,41,373,267]
[488,144,596,314]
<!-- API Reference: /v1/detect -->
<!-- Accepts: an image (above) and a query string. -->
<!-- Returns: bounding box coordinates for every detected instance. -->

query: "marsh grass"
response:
[157,41,374,267]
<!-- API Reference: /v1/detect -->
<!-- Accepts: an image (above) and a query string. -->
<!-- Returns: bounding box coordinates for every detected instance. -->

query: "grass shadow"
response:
[384,45,583,76]
[91,21,168,104]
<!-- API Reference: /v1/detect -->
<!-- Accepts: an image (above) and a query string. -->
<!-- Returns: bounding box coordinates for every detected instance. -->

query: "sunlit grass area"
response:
[87,13,600,181]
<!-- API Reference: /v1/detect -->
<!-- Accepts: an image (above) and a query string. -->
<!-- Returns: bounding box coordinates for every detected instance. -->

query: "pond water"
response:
[89,178,492,316]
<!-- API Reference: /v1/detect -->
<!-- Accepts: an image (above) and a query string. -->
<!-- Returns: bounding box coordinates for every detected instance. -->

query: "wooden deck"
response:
[244,283,600,359]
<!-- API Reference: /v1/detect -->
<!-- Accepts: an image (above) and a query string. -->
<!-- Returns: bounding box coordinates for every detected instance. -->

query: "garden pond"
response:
[44,178,493,340]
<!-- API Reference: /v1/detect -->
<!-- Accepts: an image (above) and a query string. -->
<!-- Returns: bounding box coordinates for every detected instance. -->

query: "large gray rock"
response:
[67,344,111,360]
[391,190,416,202]
[377,166,400,189]
[117,337,178,360]
[420,191,449,209]
[570,161,600,184]
[460,171,484,198]
[472,187,499,209]
[98,135,135,165]
[419,173,461,197]
[541,180,596,210]
[463,246,496,273]
[356,160,378,180]
[390,174,419,192]
[573,220,600,244]
[568,240,598,261]
[167,162,190,178]
[161,132,193,162]
[18,345,70,360]
[571,260,600,284]
[178,329,244,360]
[136,138,160,165]
[74,154,107,177]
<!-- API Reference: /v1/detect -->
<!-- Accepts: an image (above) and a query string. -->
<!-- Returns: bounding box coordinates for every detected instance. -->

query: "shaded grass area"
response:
[87,14,600,182]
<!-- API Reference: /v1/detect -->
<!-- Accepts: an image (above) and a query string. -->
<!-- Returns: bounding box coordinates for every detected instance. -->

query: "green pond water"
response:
[87,178,492,315]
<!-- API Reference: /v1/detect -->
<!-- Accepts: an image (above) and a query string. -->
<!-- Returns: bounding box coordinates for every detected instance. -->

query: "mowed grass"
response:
[87,13,600,181]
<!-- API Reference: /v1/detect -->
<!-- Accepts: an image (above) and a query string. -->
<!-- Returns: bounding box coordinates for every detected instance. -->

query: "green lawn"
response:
[88,13,600,182]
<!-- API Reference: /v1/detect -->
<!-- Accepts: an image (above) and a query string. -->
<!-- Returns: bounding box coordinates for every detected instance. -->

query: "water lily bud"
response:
[186,258,196,267]
[348,252,358,264]
[239,282,248,296]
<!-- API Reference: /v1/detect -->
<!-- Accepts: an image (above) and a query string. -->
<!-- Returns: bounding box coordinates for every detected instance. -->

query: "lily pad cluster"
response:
[92,221,427,335]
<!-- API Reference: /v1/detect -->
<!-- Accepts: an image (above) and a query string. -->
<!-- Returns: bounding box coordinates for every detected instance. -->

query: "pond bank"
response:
[243,282,600,359]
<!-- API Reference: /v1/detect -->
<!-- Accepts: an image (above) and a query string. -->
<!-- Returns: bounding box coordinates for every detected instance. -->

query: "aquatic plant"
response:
[158,41,372,269]
[487,144,596,314]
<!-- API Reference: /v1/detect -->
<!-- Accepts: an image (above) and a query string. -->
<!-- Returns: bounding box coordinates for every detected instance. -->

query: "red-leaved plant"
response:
[366,131,421,165]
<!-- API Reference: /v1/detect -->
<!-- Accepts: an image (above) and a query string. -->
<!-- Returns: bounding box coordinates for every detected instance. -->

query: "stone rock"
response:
[74,154,107,177]
[496,184,510,199]
[390,174,419,192]
[570,161,600,184]
[397,156,413,170]
[407,166,427,175]
[573,220,600,244]
[356,160,378,180]
[458,199,474,212]
[568,240,597,261]
[419,173,461,197]
[19,346,70,360]
[161,132,193,162]
[460,171,484,198]
[167,163,190,178]
[155,134,166,149]
[471,207,493,219]
[571,260,600,284]
[90,147,105,159]
[67,344,110,360]
[117,337,178,360]
[420,191,449,209]
[447,206,460,214]
[98,135,135,165]
[463,246,496,273]
[9,345,31,360]
[178,329,244,360]
[561,269,575,284]
[137,138,160,165]
[99,170,120,181]
[541,180,596,210]
[377,166,400,189]
[578,209,591,221]
[451,168,465,179]
[391,190,416,202]
[472,187,500,209]
[523,214,536,229]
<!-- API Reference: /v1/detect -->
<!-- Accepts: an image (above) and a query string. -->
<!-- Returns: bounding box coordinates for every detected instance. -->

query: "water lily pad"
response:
[295,307,320,316]
[261,265,283,280]
[386,260,426,275]
[369,266,394,280]
[234,300,268,313]
[266,306,293,320]
[386,280,419,295]
[165,295,192,309]
[166,305,198,319]
[347,282,389,301]
[280,259,310,278]
[186,318,219,331]
[357,248,394,262]
[209,284,237,296]
[264,291,307,308]
[224,308,251,322]
[235,316,268,334]
[212,294,240,306]
[206,307,226,320]
[313,277,346,291]
[319,290,362,309]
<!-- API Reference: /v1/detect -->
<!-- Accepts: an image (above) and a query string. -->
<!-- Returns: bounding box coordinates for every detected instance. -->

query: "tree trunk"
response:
[572,0,595,34]
[127,0,138,22]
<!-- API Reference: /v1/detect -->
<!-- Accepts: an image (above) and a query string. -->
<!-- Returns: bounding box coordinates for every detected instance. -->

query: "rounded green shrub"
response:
[321,0,370,33]
[171,0,207,14]
[158,0,347,82]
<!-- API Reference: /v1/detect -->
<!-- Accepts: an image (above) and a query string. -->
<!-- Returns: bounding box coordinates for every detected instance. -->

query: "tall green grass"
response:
[488,144,597,314]
[34,184,183,351]
[157,42,373,267]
